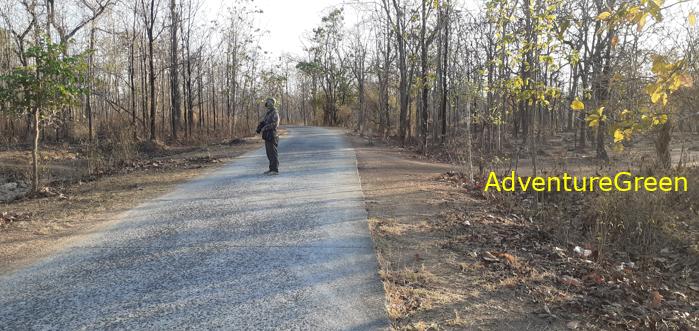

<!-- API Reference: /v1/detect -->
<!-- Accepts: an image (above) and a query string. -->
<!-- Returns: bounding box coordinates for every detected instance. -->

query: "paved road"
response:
[0,127,388,330]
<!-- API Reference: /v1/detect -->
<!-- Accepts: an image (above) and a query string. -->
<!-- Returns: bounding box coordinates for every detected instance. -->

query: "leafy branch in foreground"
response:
[570,0,695,167]
[0,38,88,191]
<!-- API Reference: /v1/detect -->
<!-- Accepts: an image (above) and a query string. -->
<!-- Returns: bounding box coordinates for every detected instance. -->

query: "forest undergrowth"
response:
[358,131,698,330]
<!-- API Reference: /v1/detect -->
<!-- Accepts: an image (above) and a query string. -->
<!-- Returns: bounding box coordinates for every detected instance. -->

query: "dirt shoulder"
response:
[351,134,566,330]
[0,138,262,274]
[352,132,698,330]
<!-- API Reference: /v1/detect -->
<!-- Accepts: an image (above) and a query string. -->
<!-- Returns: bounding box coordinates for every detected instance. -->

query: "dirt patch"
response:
[351,134,565,330]
[0,138,261,274]
[352,133,698,330]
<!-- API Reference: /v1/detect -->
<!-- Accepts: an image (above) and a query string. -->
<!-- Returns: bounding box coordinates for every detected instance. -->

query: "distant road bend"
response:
[0,126,389,330]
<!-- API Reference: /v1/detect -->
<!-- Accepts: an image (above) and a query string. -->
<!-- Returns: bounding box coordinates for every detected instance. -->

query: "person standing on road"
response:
[256,98,280,175]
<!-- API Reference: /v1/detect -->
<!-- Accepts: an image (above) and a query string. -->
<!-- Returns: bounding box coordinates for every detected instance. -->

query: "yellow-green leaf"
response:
[626,6,641,21]
[645,83,660,96]
[614,129,625,143]
[653,114,668,125]
[586,110,602,128]
[690,12,697,27]
[648,1,664,21]
[637,13,647,32]
[571,99,585,111]
[651,55,668,74]
[670,74,683,91]
[597,11,612,21]
[650,91,668,105]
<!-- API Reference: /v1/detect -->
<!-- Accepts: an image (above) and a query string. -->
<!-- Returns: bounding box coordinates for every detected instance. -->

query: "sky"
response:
[255,0,355,57]
[205,0,360,58]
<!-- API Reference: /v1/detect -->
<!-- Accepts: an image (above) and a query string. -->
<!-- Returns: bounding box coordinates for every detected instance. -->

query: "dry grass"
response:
[479,167,699,329]
[587,168,699,262]
[352,134,562,330]
[353,132,698,330]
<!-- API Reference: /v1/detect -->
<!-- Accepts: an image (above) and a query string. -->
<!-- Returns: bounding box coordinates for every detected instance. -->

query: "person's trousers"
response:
[265,137,279,172]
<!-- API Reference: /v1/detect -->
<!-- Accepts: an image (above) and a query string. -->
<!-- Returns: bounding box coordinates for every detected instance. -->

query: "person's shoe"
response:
[263,170,273,175]
[269,170,279,176]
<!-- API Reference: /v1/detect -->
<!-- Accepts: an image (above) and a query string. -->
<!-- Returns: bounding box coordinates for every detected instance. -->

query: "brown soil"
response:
[350,134,566,330]
[351,133,698,330]
[0,137,262,274]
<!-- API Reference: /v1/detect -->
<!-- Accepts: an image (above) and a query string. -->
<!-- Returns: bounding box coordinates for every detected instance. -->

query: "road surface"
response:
[0,127,388,330]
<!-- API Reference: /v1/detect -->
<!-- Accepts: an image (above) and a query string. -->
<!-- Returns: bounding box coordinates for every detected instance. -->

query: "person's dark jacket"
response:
[256,108,280,141]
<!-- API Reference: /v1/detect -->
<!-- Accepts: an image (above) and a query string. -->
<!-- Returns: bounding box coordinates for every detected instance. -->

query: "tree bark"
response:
[419,0,429,152]
[86,24,95,142]
[146,0,157,141]
[439,4,449,143]
[31,108,40,192]
[169,0,180,140]
[655,120,672,168]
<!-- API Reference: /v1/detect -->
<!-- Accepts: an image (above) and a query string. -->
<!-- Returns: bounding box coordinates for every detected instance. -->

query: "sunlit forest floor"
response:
[351,132,698,330]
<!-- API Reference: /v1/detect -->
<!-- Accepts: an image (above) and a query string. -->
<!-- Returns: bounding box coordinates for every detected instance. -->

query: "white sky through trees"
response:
[205,0,360,58]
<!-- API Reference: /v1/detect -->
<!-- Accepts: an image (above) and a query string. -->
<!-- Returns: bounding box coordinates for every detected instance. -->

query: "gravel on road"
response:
[0,126,388,330]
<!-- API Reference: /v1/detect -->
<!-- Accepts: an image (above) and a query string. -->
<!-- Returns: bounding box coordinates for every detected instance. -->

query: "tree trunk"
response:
[655,120,672,168]
[439,5,449,143]
[169,0,180,140]
[129,33,137,139]
[31,109,40,192]
[186,55,193,136]
[86,24,95,142]
[387,0,409,143]
[147,30,156,141]
[358,78,365,135]
[419,0,429,153]
[211,66,217,131]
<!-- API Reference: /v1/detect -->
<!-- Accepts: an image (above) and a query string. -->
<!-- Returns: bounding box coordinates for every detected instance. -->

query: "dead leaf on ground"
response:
[566,320,581,329]
[481,251,499,262]
[496,252,518,265]
[560,276,582,287]
[583,272,605,285]
[649,290,663,307]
